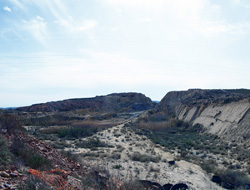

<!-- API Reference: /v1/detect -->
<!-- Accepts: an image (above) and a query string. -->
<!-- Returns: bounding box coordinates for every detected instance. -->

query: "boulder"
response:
[139,180,162,190]
[170,183,189,190]
[163,183,173,190]
[168,160,175,165]
[245,184,250,189]
[211,175,221,185]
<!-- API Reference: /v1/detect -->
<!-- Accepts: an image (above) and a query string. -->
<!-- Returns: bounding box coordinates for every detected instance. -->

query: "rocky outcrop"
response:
[28,168,81,190]
[16,132,83,174]
[0,170,24,190]
[17,93,155,113]
[158,89,250,144]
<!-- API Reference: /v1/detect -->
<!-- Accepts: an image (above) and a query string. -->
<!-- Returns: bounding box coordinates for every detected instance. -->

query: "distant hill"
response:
[0,107,17,110]
[16,93,155,113]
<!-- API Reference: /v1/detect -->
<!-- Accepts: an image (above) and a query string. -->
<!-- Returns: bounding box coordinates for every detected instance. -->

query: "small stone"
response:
[0,183,4,188]
[10,184,17,190]
[4,183,11,188]
[10,173,18,177]
[0,171,10,178]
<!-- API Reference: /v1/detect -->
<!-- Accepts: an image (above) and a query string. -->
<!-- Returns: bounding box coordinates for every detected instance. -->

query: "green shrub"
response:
[0,136,12,168]
[219,169,250,187]
[200,159,217,173]
[57,126,98,139]
[11,138,51,169]
[26,152,51,169]
[113,164,122,169]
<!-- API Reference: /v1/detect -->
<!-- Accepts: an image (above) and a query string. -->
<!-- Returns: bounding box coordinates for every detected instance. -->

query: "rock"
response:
[168,160,175,165]
[138,180,162,190]
[211,175,221,185]
[9,173,18,177]
[222,182,235,189]
[162,183,173,190]
[10,184,17,190]
[171,183,189,190]
[0,172,10,178]
[4,183,11,188]
[1,129,7,133]
[157,89,250,144]
[0,183,5,188]
[246,184,250,189]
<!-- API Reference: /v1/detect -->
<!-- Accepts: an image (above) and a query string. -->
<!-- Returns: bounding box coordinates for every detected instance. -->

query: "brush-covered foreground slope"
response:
[157,89,250,144]
[17,93,155,113]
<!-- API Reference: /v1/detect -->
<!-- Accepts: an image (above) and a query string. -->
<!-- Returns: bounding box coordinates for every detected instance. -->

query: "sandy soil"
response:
[65,123,224,190]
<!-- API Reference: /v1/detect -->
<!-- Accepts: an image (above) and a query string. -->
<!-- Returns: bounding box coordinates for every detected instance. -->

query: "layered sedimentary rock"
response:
[158,89,250,144]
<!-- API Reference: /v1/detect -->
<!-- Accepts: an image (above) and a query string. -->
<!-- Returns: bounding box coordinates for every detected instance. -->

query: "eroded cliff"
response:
[158,89,250,144]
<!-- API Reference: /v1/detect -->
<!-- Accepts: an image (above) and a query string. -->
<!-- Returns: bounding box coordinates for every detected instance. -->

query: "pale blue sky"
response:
[1,0,250,107]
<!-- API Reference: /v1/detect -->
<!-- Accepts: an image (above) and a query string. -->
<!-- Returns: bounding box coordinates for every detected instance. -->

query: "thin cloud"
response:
[3,6,11,12]
[22,16,48,45]
[9,0,25,10]
[56,19,98,32]
[77,20,98,32]
[138,18,152,23]
[106,0,250,37]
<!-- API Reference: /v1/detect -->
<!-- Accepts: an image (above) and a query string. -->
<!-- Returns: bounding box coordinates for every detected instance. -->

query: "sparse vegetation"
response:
[200,159,218,174]
[216,169,250,189]
[0,135,13,168]
[17,176,52,190]
[75,137,110,149]
[59,149,80,162]
[130,115,250,180]
[113,164,122,169]
[130,152,160,163]
[0,114,22,134]
[11,138,51,170]
[40,125,98,139]
[133,120,206,152]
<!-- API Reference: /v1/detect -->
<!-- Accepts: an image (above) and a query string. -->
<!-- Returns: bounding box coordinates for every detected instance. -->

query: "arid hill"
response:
[157,89,250,144]
[17,93,155,113]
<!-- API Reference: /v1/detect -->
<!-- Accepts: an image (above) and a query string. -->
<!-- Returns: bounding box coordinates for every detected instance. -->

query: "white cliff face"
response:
[178,106,200,122]
[198,100,250,123]
[175,99,250,143]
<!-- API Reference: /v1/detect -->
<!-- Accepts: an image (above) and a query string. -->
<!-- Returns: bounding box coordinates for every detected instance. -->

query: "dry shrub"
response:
[72,120,120,129]
[17,175,52,190]
[80,166,145,190]
[0,114,22,134]
[130,152,160,163]
[136,119,174,131]
[40,126,66,134]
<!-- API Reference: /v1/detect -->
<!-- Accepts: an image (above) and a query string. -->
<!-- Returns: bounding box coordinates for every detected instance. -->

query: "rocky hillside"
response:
[17,93,155,113]
[157,89,250,144]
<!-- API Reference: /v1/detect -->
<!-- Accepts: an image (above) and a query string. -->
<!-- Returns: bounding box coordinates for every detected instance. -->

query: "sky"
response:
[1,0,250,107]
